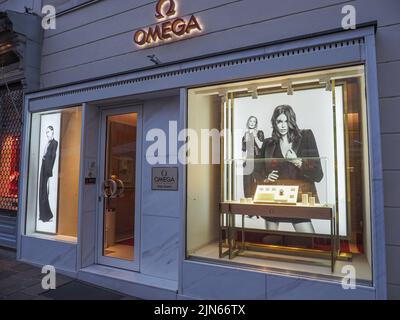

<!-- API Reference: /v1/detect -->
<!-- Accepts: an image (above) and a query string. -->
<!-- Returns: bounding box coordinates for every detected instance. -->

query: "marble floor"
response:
[190,242,373,283]
[29,233,77,243]
[104,244,134,261]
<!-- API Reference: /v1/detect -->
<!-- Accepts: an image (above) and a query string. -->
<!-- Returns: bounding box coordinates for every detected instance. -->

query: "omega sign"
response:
[152,167,178,191]
[134,0,203,47]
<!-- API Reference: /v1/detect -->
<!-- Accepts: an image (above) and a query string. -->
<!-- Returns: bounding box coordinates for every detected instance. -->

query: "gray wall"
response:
[0,0,42,14]
[378,22,400,300]
[42,0,96,13]
[37,0,400,299]
[0,0,94,14]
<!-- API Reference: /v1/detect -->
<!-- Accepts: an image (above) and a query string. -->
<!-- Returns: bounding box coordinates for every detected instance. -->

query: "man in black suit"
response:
[39,126,58,223]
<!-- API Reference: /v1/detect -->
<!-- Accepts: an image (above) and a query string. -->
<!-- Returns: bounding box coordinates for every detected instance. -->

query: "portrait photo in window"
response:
[35,113,61,234]
[232,86,347,236]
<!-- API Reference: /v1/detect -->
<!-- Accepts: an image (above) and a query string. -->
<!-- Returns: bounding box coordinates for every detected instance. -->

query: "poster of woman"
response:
[261,104,323,233]
[233,86,347,236]
[36,113,61,234]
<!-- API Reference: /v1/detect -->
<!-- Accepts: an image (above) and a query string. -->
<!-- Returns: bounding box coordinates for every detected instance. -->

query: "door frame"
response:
[96,104,143,271]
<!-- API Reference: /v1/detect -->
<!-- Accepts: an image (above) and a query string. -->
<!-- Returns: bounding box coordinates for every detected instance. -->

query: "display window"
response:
[25,106,82,242]
[187,66,372,284]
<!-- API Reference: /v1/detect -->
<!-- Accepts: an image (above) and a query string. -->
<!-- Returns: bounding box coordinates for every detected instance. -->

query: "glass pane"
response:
[25,106,82,242]
[187,66,373,284]
[103,113,137,261]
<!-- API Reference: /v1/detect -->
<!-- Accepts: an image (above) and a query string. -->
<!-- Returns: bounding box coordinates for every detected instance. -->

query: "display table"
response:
[219,201,338,272]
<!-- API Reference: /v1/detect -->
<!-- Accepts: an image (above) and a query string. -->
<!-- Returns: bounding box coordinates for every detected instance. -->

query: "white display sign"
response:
[85,158,97,184]
[253,185,299,204]
[35,113,61,234]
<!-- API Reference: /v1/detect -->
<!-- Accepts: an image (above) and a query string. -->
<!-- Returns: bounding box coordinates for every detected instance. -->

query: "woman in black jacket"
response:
[261,105,323,233]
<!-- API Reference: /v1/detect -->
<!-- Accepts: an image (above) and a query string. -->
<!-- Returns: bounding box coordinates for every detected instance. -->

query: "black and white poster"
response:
[233,87,347,236]
[35,113,61,234]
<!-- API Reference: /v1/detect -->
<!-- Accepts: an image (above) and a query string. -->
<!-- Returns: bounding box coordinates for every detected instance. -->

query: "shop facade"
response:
[15,0,400,299]
[0,9,42,248]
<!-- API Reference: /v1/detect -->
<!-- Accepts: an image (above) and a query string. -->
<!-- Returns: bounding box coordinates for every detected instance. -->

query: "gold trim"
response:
[230,92,235,200]
[331,80,341,258]
[342,81,354,242]
[223,242,353,262]
[220,95,225,202]
[235,251,332,269]
[243,242,352,261]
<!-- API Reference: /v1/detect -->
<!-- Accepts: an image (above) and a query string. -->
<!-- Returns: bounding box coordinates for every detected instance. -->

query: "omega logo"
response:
[154,176,175,183]
[134,0,203,47]
[154,169,175,183]
[155,0,177,19]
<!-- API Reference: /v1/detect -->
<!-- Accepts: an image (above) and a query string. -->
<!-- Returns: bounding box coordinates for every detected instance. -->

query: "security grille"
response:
[0,83,23,212]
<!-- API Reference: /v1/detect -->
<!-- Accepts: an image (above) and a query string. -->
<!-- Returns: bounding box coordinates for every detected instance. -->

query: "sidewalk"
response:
[0,247,138,300]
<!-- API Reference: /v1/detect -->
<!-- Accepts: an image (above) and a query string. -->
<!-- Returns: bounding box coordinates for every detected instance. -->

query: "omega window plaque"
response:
[152,167,178,191]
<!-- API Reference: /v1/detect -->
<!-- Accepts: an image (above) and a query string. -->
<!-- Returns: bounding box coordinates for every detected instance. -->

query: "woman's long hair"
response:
[246,116,258,130]
[271,105,301,143]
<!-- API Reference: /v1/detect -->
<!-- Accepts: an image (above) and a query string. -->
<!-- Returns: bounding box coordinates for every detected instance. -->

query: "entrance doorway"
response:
[97,106,142,271]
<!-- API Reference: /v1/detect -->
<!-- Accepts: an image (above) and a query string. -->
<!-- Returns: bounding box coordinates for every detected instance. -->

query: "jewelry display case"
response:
[220,157,340,272]
[219,202,337,271]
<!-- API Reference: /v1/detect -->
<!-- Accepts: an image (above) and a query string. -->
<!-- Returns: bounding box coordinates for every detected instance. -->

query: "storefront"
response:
[16,0,395,300]
[0,10,41,248]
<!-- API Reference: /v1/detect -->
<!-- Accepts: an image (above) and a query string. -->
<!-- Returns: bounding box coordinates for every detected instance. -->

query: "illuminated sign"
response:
[134,0,203,47]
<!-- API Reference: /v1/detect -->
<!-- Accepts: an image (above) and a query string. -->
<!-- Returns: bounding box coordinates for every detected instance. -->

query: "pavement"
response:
[0,247,139,300]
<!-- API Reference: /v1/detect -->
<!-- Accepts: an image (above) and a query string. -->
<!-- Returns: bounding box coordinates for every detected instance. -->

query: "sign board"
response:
[134,0,203,47]
[152,167,178,191]
[85,159,97,185]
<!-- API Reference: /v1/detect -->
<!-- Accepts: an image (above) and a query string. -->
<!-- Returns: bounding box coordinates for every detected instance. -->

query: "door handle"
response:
[102,179,118,199]
[101,178,125,199]
[115,178,125,198]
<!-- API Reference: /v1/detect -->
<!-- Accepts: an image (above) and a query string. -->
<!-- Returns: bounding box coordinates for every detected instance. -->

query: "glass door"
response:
[97,106,142,271]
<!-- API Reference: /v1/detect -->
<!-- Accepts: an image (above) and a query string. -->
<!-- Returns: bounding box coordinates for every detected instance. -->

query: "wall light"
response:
[248,85,259,99]
[287,83,294,95]
[282,81,294,95]
[319,77,332,92]
[218,90,228,104]
[147,54,161,65]
[326,80,332,92]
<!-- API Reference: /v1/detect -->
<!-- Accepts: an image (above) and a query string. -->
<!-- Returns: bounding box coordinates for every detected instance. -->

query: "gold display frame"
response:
[219,201,338,272]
